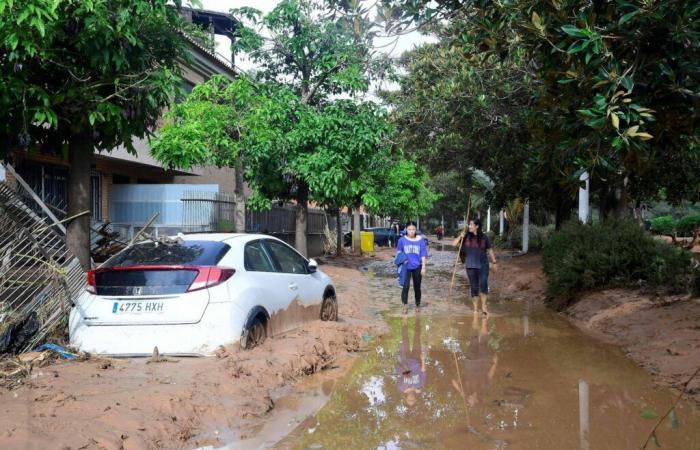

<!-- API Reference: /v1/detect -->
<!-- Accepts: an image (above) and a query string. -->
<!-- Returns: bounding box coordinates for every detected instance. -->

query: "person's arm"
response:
[420,240,427,274]
[486,236,497,268]
[451,233,464,247]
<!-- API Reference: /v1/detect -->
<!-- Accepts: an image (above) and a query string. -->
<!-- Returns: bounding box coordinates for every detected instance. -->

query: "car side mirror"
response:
[308,258,318,273]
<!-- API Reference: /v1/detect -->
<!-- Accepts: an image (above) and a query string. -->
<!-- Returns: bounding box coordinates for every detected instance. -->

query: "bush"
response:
[650,215,677,235]
[676,214,700,237]
[542,220,695,310]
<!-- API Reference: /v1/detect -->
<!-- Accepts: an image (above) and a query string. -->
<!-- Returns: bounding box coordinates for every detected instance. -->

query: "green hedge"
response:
[677,214,700,237]
[542,220,697,310]
[650,214,700,237]
[650,215,677,235]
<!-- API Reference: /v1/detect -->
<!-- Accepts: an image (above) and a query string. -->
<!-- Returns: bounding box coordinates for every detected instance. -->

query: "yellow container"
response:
[352,231,375,253]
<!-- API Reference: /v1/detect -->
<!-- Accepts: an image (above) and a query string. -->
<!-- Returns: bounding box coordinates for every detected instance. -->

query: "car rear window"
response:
[103,240,230,268]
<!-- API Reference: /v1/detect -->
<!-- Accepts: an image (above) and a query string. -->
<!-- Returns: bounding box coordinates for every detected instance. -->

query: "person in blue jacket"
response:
[396,222,428,314]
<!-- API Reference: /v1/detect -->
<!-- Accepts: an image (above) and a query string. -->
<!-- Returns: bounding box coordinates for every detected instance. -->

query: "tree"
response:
[383,0,700,217]
[0,0,190,268]
[231,0,382,255]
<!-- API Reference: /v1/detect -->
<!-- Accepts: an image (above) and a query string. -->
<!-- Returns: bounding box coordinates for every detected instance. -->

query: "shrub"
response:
[676,214,700,237]
[542,220,695,310]
[650,215,677,235]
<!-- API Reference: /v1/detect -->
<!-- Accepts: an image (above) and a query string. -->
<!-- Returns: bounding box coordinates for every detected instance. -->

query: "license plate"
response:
[112,301,164,314]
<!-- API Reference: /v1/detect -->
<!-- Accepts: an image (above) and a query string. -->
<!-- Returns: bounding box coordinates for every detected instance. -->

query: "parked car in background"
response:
[70,233,338,356]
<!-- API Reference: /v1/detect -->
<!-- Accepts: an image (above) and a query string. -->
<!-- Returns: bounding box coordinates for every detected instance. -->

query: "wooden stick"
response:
[447,191,472,301]
[34,210,90,234]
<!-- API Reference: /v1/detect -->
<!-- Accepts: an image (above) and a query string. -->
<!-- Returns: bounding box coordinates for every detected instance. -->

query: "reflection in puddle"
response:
[278,305,700,449]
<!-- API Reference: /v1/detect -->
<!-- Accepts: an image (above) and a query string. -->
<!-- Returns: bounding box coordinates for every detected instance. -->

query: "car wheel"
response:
[320,295,338,321]
[241,316,267,350]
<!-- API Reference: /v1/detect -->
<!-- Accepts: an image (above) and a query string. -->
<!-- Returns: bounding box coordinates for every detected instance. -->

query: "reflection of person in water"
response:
[463,314,498,408]
[451,314,498,421]
[396,316,427,407]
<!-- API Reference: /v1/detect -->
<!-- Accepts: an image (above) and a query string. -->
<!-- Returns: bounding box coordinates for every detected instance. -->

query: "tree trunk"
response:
[233,159,246,233]
[295,181,309,257]
[615,176,630,218]
[66,133,93,270]
[335,209,342,256]
[353,207,361,255]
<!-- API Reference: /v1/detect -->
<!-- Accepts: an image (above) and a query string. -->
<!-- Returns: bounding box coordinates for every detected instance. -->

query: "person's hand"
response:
[491,262,498,272]
[421,266,426,275]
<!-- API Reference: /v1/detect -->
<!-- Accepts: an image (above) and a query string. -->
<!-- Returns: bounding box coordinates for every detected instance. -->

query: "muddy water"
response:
[269,252,700,450]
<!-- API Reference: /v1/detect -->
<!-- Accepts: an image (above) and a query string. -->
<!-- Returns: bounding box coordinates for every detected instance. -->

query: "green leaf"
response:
[640,407,658,420]
[618,11,638,26]
[557,78,576,84]
[561,25,588,38]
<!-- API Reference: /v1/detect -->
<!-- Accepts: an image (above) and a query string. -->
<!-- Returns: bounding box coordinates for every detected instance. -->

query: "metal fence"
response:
[182,190,237,231]
[0,166,85,353]
[245,205,327,235]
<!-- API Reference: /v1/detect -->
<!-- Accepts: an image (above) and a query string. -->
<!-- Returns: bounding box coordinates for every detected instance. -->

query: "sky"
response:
[199,0,435,99]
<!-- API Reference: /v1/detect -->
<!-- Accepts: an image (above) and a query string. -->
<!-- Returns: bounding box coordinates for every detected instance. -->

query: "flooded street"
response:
[267,249,700,450]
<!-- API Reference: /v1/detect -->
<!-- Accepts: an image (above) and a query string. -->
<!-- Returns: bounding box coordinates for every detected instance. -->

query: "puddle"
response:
[218,250,700,449]
[275,303,700,449]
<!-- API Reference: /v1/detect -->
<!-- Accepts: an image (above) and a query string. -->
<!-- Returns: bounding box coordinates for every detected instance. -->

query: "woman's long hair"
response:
[467,218,484,247]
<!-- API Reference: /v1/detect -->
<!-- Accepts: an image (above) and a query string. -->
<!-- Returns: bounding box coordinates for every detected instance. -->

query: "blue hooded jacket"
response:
[394,251,409,288]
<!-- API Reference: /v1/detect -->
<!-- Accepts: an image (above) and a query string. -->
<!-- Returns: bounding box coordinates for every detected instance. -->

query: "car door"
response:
[263,239,324,304]
[242,239,293,325]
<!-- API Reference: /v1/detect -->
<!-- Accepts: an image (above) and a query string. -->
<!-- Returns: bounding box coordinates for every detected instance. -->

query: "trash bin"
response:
[352,231,375,253]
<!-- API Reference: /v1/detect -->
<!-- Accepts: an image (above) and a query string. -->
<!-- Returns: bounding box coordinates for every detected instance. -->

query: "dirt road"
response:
[0,255,386,450]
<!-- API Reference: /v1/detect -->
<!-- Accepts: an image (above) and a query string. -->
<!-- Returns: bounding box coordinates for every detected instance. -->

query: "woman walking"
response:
[397,222,428,314]
[453,218,497,315]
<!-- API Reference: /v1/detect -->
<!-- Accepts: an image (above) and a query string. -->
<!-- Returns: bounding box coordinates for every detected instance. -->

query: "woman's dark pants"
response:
[401,268,422,306]
[466,265,489,297]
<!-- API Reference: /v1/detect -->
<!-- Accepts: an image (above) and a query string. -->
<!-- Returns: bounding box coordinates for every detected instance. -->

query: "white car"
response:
[69,233,338,356]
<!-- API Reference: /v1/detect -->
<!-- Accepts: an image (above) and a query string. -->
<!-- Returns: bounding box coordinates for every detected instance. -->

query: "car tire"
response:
[241,316,267,350]
[320,295,338,322]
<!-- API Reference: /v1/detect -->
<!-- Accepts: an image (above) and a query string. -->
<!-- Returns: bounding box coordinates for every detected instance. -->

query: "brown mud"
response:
[0,254,387,450]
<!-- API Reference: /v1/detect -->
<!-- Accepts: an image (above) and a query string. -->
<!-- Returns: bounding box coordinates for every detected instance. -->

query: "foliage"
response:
[0,0,189,152]
[649,214,700,237]
[542,220,696,309]
[650,216,677,236]
[0,0,192,267]
[366,159,439,221]
[383,0,700,216]
[154,1,434,255]
[231,0,378,104]
[676,214,700,237]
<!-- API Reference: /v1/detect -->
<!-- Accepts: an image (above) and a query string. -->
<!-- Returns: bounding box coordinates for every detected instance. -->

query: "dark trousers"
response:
[466,266,489,297]
[401,268,422,305]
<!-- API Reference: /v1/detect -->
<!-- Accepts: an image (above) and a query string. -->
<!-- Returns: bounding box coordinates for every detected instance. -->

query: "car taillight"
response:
[86,270,97,294]
[187,267,235,292]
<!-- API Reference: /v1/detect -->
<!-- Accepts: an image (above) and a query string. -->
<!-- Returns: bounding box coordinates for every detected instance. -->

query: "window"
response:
[265,240,308,274]
[244,241,275,272]
[104,240,230,268]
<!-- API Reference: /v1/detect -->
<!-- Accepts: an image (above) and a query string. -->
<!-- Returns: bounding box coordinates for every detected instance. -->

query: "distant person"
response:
[396,316,426,408]
[396,222,428,314]
[436,225,445,241]
[453,218,497,315]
